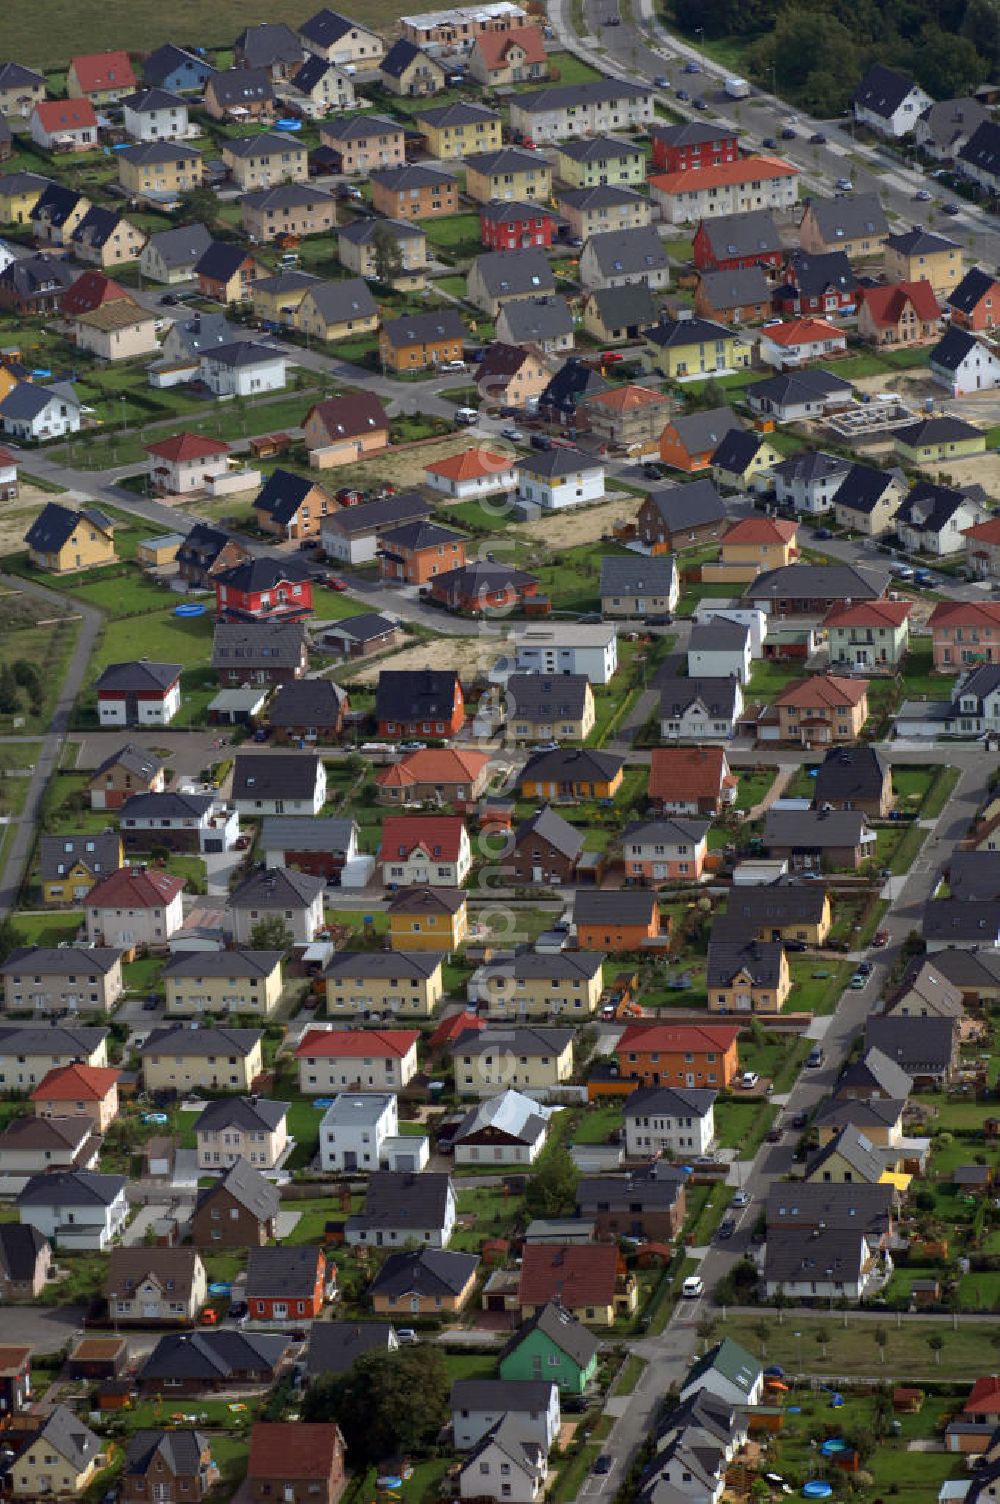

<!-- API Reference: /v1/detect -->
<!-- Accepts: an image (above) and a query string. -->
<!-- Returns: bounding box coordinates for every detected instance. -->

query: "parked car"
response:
[717,1217,736,1240]
[805,1046,824,1068]
[762,136,777,149]
[813,526,833,540]
[835,177,853,192]
[228,1300,248,1320]
[873,929,890,947]
[501,426,525,442]
[731,1190,751,1208]
[942,202,961,215]
[914,188,932,201]
[399,740,427,751]
[738,1071,760,1089]
[781,126,797,139]
[676,88,690,101]
[324,575,348,591]
[693,97,708,110]
[850,971,868,989]
[684,59,702,72]
[654,75,670,87]
[396,1328,419,1344]
[593,1457,613,1475]
[681,1275,704,1297]
[809,131,827,144]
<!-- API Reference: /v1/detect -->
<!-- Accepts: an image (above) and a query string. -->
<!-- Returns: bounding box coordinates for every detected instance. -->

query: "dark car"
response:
[676,88,691,101]
[228,1300,248,1320]
[942,202,961,215]
[643,461,664,480]
[693,97,708,110]
[762,136,777,149]
[791,1112,808,1130]
[765,1124,783,1143]
[784,939,807,953]
[857,960,873,976]
[717,1217,736,1240]
[159,293,178,306]
[142,996,159,1011]
[781,126,797,139]
[593,1457,613,1476]
[813,526,833,540]
[602,14,621,23]
[809,131,827,144]
[684,59,702,72]
[530,433,553,451]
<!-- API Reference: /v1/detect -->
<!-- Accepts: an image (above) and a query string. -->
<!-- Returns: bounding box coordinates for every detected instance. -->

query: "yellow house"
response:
[294,279,380,343]
[454,1026,574,1096]
[416,101,502,159]
[139,1025,264,1093]
[0,1032,108,1086]
[465,146,552,205]
[221,134,308,191]
[646,317,751,380]
[708,943,791,1015]
[520,751,623,802]
[806,1125,894,1186]
[161,951,284,1017]
[24,501,117,574]
[554,136,645,190]
[727,889,833,948]
[251,270,319,328]
[718,516,798,572]
[387,886,468,952]
[0,173,49,225]
[324,952,444,1018]
[884,227,962,293]
[815,1100,903,1149]
[40,831,123,907]
[478,953,603,1020]
[712,432,783,492]
[117,142,202,201]
[896,416,986,465]
[11,1408,102,1499]
[557,187,651,242]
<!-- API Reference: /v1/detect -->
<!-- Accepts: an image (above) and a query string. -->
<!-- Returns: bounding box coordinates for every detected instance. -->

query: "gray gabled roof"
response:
[337,215,423,247]
[948,850,1000,903]
[814,745,888,804]
[586,282,657,330]
[699,209,781,260]
[193,1096,288,1135]
[766,1180,895,1232]
[806,192,889,243]
[141,1025,263,1058]
[370,1247,479,1298]
[573,889,655,925]
[707,938,785,989]
[1,945,121,978]
[231,753,323,802]
[212,619,306,671]
[473,247,555,299]
[514,79,651,115]
[764,1223,867,1287]
[514,806,584,862]
[853,62,921,117]
[923,899,1000,942]
[452,1377,555,1413]
[746,561,888,602]
[352,1171,455,1237]
[600,554,676,598]
[0,1023,108,1055]
[18,1169,124,1208]
[455,1089,549,1148]
[267,678,347,729]
[865,1014,955,1072]
[324,951,442,981]
[763,808,870,849]
[500,1300,598,1368]
[246,1244,323,1299]
[698,264,771,308]
[621,1084,716,1120]
[807,1124,886,1184]
[161,950,283,981]
[498,294,573,342]
[27,1407,101,1474]
[887,226,961,257]
[585,225,669,277]
[380,308,466,347]
[260,817,357,855]
[561,132,643,163]
[711,427,770,475]
[228,865,325,910]
[119,791,214,823]
[94,660,181,694]
[145,222,212,269]
[37,832,121,883]
[25,499,107,559]
[195,1157,280,1220]
[454,1025,573,1058]
[830,461,901,514]
[658,675,739,721]
[124,1430,212,1481]
[622,817,710,849]
[504,672,590,723]
[304,1320,397,1377]
[300,276,377,323]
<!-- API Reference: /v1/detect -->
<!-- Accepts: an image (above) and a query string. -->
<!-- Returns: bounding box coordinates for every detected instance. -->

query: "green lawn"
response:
[732,768,776,813]
[719,1312,1000,1381]
[788,957,853,1014]
[572,1102,624,1146]
[713,1097,776,1153]
[12,910,84,947]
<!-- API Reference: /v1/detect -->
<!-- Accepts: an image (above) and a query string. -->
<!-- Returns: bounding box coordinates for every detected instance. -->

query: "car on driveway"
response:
[323,575,348,591]
[738,1071,760,1089]
[809,131,827,144]
[732,1190,751,1208]
[593,1457,613,1475]
[717,1217,736,1240]
[501,426,525,442]
[681,1275,705,1297]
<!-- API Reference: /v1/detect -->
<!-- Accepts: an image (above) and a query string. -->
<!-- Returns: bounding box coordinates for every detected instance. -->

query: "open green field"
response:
[720,1312,1000,1380]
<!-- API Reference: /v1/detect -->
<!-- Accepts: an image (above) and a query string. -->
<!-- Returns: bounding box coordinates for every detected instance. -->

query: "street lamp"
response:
[695,25,704,50]
[794,1330,802,1373]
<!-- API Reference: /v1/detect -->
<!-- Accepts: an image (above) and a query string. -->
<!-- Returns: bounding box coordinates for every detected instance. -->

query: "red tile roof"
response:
[429,1010,484,1050]
[963,518,1000,546]
[69,50,136,93]
[85,867,184,909]
[0,448,17,468]
[584,383,670,413]
[376,748,490,790]
[425,447,512,481]
[648,746,730,803]
[965,1377,1000,1415]
[822,600,912,629]
[378,815,467,863]
[474,23,548,68]
[145,432,231,462]
[34,99,97,132]
[721,516,798,546]
[929,601,1000,630]
[31,1064,120,1102]
[295,1028,419,1059]
[857,280,941,327]
[617,1021,740,1054]
[649,153,797,196]
[249,1423,342,1480]
[774,673,869,710]
[61,272,133,318]
[761,317,844,348]
[519,1243,619,1308]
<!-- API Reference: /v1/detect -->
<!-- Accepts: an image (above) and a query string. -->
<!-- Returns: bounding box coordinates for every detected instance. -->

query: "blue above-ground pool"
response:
[820,1440,849,1457]
[802,1485,833,1500]
[275,117,302,130]
[208,1282,232,1296]
[175,602,206,617]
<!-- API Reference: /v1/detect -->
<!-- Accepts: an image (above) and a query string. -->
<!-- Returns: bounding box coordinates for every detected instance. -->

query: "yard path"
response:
[747,761,797,820]
[0,573,102,917]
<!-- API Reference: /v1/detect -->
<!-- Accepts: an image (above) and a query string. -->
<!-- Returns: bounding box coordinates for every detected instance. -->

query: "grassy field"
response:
[720,1313,1000,1380]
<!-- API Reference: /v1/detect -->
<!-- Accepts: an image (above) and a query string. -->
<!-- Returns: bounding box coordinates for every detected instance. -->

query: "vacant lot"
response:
[919,450,1000,490]
[721,1313,997,1381]
[0,491,58,556]
[347,634,507,687]
[508,492,643,550]
[337,434,511,496]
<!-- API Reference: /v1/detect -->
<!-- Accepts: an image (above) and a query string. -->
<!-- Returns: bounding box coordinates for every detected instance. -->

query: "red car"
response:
[601,351,624,363]
[324,575,349,591]
[873,930,890,947]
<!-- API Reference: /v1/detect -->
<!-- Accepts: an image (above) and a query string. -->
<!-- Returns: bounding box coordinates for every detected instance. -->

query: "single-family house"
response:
[191,1160,279,1249]
[227,866,326,948]
[824,600,912,672]
[18,1170,127,1250]
[658,676,743,741]
[853,63,932,138]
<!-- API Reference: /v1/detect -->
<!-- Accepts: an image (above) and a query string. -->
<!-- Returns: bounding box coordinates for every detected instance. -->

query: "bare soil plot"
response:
[507,492,643,549]
[0,490,56,557]
[346,633,512,686]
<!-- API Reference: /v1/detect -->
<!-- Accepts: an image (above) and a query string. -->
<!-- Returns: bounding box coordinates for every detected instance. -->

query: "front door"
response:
[652,863,667,880]
[685,1072,695,1087]
[343,1151,357,1171]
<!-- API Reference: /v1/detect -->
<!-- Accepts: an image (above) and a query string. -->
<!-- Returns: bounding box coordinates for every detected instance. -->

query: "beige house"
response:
[104,1248,208,1325]
[295,1027,420,1093]
[501,673,596,742]
[0,1029,109,1091]
[222,134,308,190]
[32,1062,120,1133]
[0,947,123,1016]
[833,472,907,537]
[297,13,384,65]
[324,952,444,1018]
[337,217,428,287]
[475,952,604,1020]
[73,213,146,268]
[11,1407,102,1500]
[557,186,651,242]
[194,1095,290,1171]
[453,1026,574,1097]
[161,950,284,1017]
[117,142,203,202]
[294,279,379,343]
[139,1025,264,1094]
[69,302,159,361]
[241,184,336,244]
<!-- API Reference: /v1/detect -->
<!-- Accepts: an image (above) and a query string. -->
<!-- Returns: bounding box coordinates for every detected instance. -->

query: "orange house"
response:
[658,408,732,473]
[718,515,798,572]
[615,1021,740,1089]
[246,1246,327,1322]
[573,890,660,952]
[377,520,467,585]
[31,1063,120,1132]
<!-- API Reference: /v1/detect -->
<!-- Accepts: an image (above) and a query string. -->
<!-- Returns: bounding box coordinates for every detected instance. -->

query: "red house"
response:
[427,559,541,615]
[374,669,465,741]
[214,556,314,624]
[60,271,133,318]
[650,121,739,174]
[692,212,783,273]
[948,266,1000,332]
[480,200,557,251]
[245,1245,328,1323]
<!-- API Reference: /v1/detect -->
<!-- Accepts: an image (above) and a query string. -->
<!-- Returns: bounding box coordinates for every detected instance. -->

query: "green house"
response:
[498,1300,599,1394]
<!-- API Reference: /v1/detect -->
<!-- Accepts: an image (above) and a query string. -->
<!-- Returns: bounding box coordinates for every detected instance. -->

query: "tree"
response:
[753,1319,770,1357]
[372,221,404,287]
[927,1332,944,1366]
[302,1347,449,1465]
[0,917,21,966]
[525,1146,578,1219]
[249,915,295,951]
[962,0,1000,70]
[0,666,19,716]
[873,1325,888,1364]
[178,188,220,230]
[814,1325,831,1360]
[696,1316,718,1352]
[914,23,987,97]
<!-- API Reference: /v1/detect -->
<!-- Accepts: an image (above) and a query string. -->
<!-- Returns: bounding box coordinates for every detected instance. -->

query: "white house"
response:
[424,448,517,499]
[452,1380,560,1452]
[770,451,852,515]
[319,1092,430,1173]
[693,606,767,657]
[853,64,932,139]
[659,676,743,741]
[144,432,230,494]
[122,87,191,141]
[764,1228,877,1303]
[84,867,185,952]
[679,1338,764,1410]
[29,99,98,150]
[0,443,18,499]
[231,754,327,817]
[227,866,326,947]
[759,319,848,370]
[199,343,287,398]
[459,1417,548,1504]
[452,1089,552,1166]
[119,791,240,854]
[95,661,182,728]
[929,326,1000,397]
[895,483,987,558]
[295,1028,421,1094]
[379,817,472,889]
[513,623,618,685]
[0,382,82,441]
[17,1170,128,1250]
[686,618,752,684]
[650,155,798,226]
[623,1085,716,1158]
[516,448,605,513]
